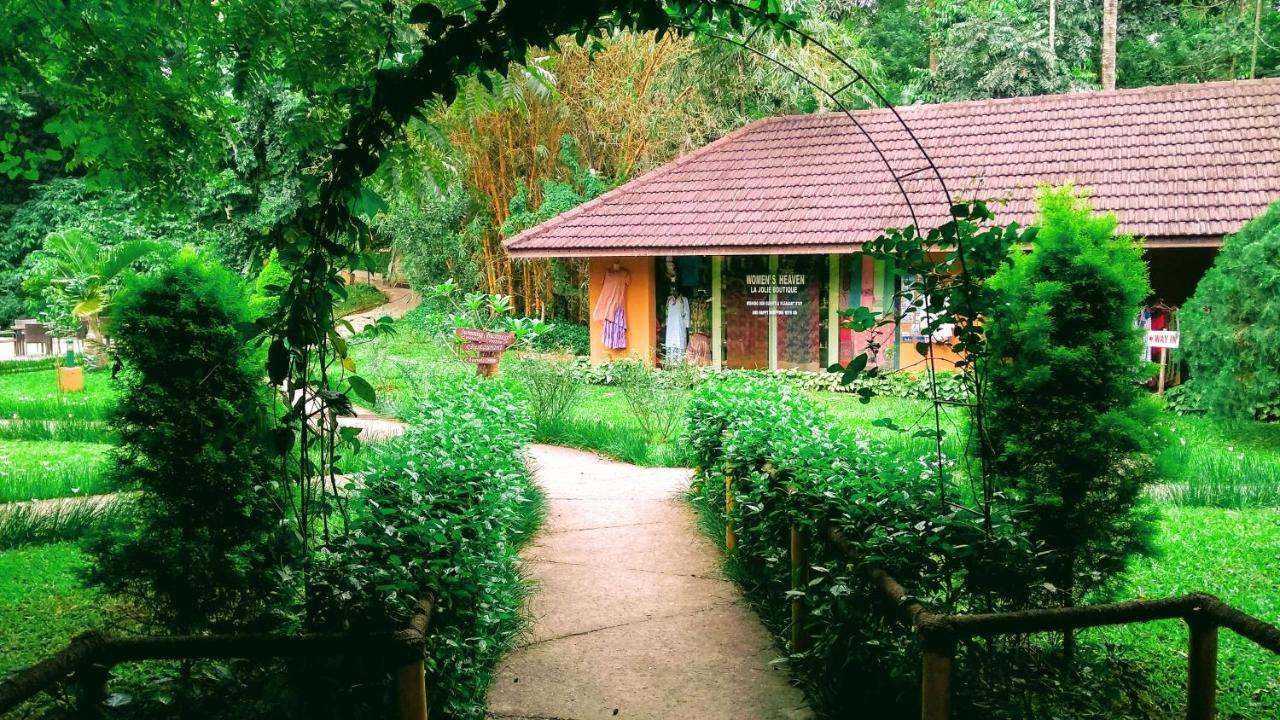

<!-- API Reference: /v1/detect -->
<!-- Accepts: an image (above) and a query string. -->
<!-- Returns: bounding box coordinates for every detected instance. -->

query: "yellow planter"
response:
[56,366,84,393]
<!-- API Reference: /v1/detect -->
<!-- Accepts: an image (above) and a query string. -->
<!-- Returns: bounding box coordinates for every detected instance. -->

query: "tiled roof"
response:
[505,78,1280,257]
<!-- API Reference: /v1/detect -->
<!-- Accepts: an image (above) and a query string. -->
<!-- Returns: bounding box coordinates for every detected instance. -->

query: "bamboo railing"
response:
[0,598,434,718]
[721,470,1280,720]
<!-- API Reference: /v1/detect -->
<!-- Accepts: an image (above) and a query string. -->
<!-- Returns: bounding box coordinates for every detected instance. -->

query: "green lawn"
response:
[0,369,115,421]
[0,543,125,675]
[1093,507,1280,718]
[0,440,112,502]
[335,283,388,317]
[346,316,467,417]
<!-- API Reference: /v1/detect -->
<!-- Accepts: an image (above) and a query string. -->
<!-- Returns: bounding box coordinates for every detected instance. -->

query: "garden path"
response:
[488,444,812,720]
[341,274,419,334]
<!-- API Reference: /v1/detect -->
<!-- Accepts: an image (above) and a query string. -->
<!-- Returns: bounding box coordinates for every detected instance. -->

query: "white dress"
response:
[664,296,690,360]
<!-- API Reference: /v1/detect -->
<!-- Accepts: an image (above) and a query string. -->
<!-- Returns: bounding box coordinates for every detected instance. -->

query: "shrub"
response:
[1162,378,1208,416]
[1182,200,1280,422]
[613,359,698,444]
[683,375,1161,719]
[87,250,284,634]
[530,322,590,355]
[985,187,1162,612]
[511,357,583,432]
[308,375,543,720]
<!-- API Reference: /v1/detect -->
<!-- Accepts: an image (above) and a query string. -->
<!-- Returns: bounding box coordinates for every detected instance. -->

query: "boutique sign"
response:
[746,274,806,294]
[746,273,807,317]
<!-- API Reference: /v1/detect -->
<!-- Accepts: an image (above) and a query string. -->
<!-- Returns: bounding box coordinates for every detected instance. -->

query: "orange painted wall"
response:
[588,256,658,365]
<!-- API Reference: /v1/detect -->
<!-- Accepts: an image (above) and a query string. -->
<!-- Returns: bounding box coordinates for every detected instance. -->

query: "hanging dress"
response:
[592,267,631,350]
[664,295,690,361]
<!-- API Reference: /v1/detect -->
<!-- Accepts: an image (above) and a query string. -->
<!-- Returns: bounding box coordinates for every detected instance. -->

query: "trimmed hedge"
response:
[0,358,58,375]
[311,373,544,720]
[684,374,1163,719]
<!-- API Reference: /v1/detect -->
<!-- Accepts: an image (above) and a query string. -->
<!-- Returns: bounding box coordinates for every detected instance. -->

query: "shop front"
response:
[506,81,1280,369]
[586,253,924,372]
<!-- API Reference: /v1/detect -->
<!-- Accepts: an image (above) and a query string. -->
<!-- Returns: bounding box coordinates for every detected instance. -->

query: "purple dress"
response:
[602,306,627,349]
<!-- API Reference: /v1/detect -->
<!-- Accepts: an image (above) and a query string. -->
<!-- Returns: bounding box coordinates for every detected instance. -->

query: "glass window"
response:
[721,256,772,369]
[775,255,828,371]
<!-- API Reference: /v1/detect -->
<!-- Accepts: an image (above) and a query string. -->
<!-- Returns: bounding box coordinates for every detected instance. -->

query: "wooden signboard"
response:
[455,328,515,376]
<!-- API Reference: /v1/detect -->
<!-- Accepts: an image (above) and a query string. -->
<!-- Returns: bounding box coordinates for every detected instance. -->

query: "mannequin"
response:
[664,287,690,362]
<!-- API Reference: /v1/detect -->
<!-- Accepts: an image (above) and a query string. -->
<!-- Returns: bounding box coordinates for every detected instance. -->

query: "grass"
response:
[0,494,134,549]
[335,283,388,317]
[0,543,127,675]
[0,440,113,502]
[1156,415,1280,508]
[0,418,114,442]
[0,368,115,421]
[346,316,465,416]
[1092,506,1280,719]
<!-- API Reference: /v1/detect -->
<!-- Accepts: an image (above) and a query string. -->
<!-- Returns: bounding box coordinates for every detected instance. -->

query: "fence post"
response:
[788,480,806,652]
[1186,615,1218,720]
[724,470,736,552]
[397,660,429,720]
[73,662,110,717]
[920,631,954,720]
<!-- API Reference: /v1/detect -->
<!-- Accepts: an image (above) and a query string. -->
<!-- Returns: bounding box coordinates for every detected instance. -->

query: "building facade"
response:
[507,79,1280,369]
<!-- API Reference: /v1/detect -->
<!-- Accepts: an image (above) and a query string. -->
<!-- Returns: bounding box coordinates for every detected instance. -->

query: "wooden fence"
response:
[0,599,433,718]
[723,471,1280,720]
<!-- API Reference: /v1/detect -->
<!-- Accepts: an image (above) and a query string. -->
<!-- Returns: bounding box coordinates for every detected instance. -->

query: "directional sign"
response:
[455,328,515,346]
[462,342,508,353]
[465,356,499,365]
[1146,330,1180,349]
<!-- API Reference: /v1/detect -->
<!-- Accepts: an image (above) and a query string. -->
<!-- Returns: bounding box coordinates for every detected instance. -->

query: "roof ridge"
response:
[503,116,781,250]
[764,77,1280,126]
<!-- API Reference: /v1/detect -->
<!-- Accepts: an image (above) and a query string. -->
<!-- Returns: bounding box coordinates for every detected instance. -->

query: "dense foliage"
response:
[1181,200,1280,422]
[88,252,284,634]
[309,375,543,720]
[684,374,1162,719]
[985,187,1162,611]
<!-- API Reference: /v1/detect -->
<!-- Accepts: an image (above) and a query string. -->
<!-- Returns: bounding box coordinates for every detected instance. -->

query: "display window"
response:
[657,254,846,371]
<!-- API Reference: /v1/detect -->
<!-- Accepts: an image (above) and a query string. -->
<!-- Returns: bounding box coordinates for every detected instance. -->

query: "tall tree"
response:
[1101,0,1118,89]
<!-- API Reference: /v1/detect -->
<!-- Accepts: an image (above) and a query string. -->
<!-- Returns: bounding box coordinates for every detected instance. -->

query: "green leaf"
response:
[348,375,376,405]
[267,339,289,385]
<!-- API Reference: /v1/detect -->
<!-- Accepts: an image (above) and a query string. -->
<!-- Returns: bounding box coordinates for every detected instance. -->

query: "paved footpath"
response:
[488,444,812,720]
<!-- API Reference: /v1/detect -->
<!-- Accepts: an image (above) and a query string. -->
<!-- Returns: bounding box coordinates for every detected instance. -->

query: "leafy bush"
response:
[613,359,698,444]
[1162,378,1208,416]
[1182,200,1280,422]
[684,374,1162,719]
[308,375,543,720]
[577,360,968,403]
[88,251,284,634]
[512,357,583,433]
[529,322,590,355]
[332,282,387,317]
[985,187,1162,609]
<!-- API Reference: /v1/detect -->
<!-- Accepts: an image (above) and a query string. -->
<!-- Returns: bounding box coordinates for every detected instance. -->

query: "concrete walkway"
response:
[341,276,419,335]
[488,445,811,720]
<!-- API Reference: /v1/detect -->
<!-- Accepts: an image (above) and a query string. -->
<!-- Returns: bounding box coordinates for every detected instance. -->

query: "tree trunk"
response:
[1049,0,1057,57]
[1251,0,1264,79]
[928,0,940,72]
[1100,0,1118,90]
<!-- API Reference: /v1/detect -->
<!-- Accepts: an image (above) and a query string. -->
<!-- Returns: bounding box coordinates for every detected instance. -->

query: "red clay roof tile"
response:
[505,78,1280,256]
